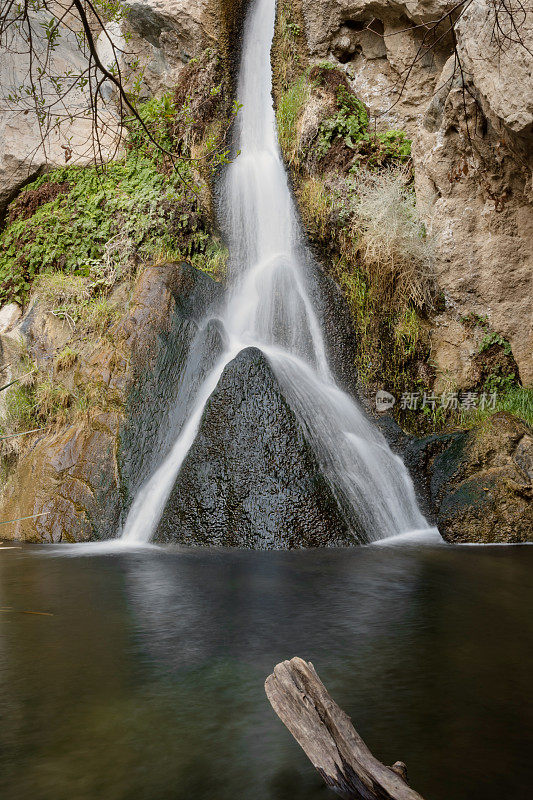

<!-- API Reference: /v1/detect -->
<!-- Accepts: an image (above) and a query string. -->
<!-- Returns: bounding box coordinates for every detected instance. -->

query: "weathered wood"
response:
[265,657,426,800]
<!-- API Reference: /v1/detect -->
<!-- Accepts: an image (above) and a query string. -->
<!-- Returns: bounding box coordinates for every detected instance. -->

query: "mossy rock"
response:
[409,412,533,543]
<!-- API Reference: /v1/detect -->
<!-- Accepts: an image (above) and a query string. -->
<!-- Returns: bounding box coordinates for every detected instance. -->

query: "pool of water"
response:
[0,543,531,800]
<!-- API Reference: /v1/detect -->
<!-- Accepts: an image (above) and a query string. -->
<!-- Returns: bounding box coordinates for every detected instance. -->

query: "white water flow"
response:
[121,0,436,545]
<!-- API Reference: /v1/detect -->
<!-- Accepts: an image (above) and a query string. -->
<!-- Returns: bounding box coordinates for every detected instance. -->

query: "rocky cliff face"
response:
[295,0,533,388]
[0,262,221,541]
[407,412,533,543]
[0,0,247,219]
[0,0,531,545]
[0,0,242,541]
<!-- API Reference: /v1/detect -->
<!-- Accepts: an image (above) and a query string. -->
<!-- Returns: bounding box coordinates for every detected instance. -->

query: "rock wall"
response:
[0,263,221,541]
[296,0,533,388]
[0,0,248,218]
[0,10,121,221]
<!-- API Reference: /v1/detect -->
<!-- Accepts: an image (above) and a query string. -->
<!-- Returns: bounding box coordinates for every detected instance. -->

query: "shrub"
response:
[376,131,412,161]
[349,168,434,312]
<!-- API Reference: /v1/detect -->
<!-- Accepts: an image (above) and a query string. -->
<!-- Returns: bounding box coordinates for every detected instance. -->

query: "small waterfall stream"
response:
[121,0,436,545]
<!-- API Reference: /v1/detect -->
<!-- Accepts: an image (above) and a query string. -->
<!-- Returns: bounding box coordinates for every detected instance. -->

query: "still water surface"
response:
[0,544,531,800]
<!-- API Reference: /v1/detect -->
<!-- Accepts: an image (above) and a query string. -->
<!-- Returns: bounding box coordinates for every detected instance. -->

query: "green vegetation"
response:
[377,131,412,161]
[1,370,123,436]
[479,330,513,356]
[275,58,412,173]
[0,153,209,306]
[0,87,231,307]
[316,87,370,158]
[276,76,310,165]
[315,81,412,169]
[0,67,232,438]
[275,0,305,90]
[463,385,533,428]
[296,170,434,432]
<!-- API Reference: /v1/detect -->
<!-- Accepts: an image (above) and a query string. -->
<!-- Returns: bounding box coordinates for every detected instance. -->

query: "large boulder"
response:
[407,413,533,543]
[155,347,353,547]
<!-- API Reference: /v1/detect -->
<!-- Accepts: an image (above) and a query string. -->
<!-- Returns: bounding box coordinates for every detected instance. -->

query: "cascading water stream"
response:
[121,0,438,545]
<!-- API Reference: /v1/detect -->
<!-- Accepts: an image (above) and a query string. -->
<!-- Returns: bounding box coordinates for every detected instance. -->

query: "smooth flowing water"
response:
[1,544,532,800]
[121,0,434,545]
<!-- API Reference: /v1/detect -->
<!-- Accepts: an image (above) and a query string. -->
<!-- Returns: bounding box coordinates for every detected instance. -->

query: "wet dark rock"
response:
[155,346,352,547]
[313,266,359,397]
[406,412,533,543]
[119,262,224,508]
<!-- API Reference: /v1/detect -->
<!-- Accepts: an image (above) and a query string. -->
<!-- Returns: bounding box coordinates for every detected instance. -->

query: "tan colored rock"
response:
[414,79,533,385]
[0,414,122,542]
[0,10,122,218]
[298,0,533,386]
[0,261,221,541]
[430,316,480,393]
[118,0,222,98]
[300,0,455,132]
[456,0,533,135]
[0,303,21,334]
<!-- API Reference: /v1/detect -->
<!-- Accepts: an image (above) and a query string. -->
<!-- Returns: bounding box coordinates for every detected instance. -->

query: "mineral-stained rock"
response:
[117,262,224,505]
[407,412,533,543]
[0,262,222,542]
[0,414,122,542]
[155,346,352,547]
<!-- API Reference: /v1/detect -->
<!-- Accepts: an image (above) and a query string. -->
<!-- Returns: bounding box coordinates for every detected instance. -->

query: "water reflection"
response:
[0,546,531,800]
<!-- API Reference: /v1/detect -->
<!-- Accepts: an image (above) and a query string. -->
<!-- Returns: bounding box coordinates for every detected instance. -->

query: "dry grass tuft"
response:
[349,168,435,312]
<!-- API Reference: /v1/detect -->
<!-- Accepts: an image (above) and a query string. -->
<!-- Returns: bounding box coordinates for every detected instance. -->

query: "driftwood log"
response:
[265,657,426,800]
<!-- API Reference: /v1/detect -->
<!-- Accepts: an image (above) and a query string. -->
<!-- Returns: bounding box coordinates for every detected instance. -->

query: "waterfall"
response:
[121,0,437,545]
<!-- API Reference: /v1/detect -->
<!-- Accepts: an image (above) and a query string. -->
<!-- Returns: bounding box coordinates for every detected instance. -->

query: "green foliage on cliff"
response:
[459,386,533,428]
[377,131,412,161]
[297,169,436,433]
[277,76,309,165]
[317,87,370,158]
[275,60,412,173]
[0,149,222,306]
[0,83,231,307]
[0,158,174,304]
